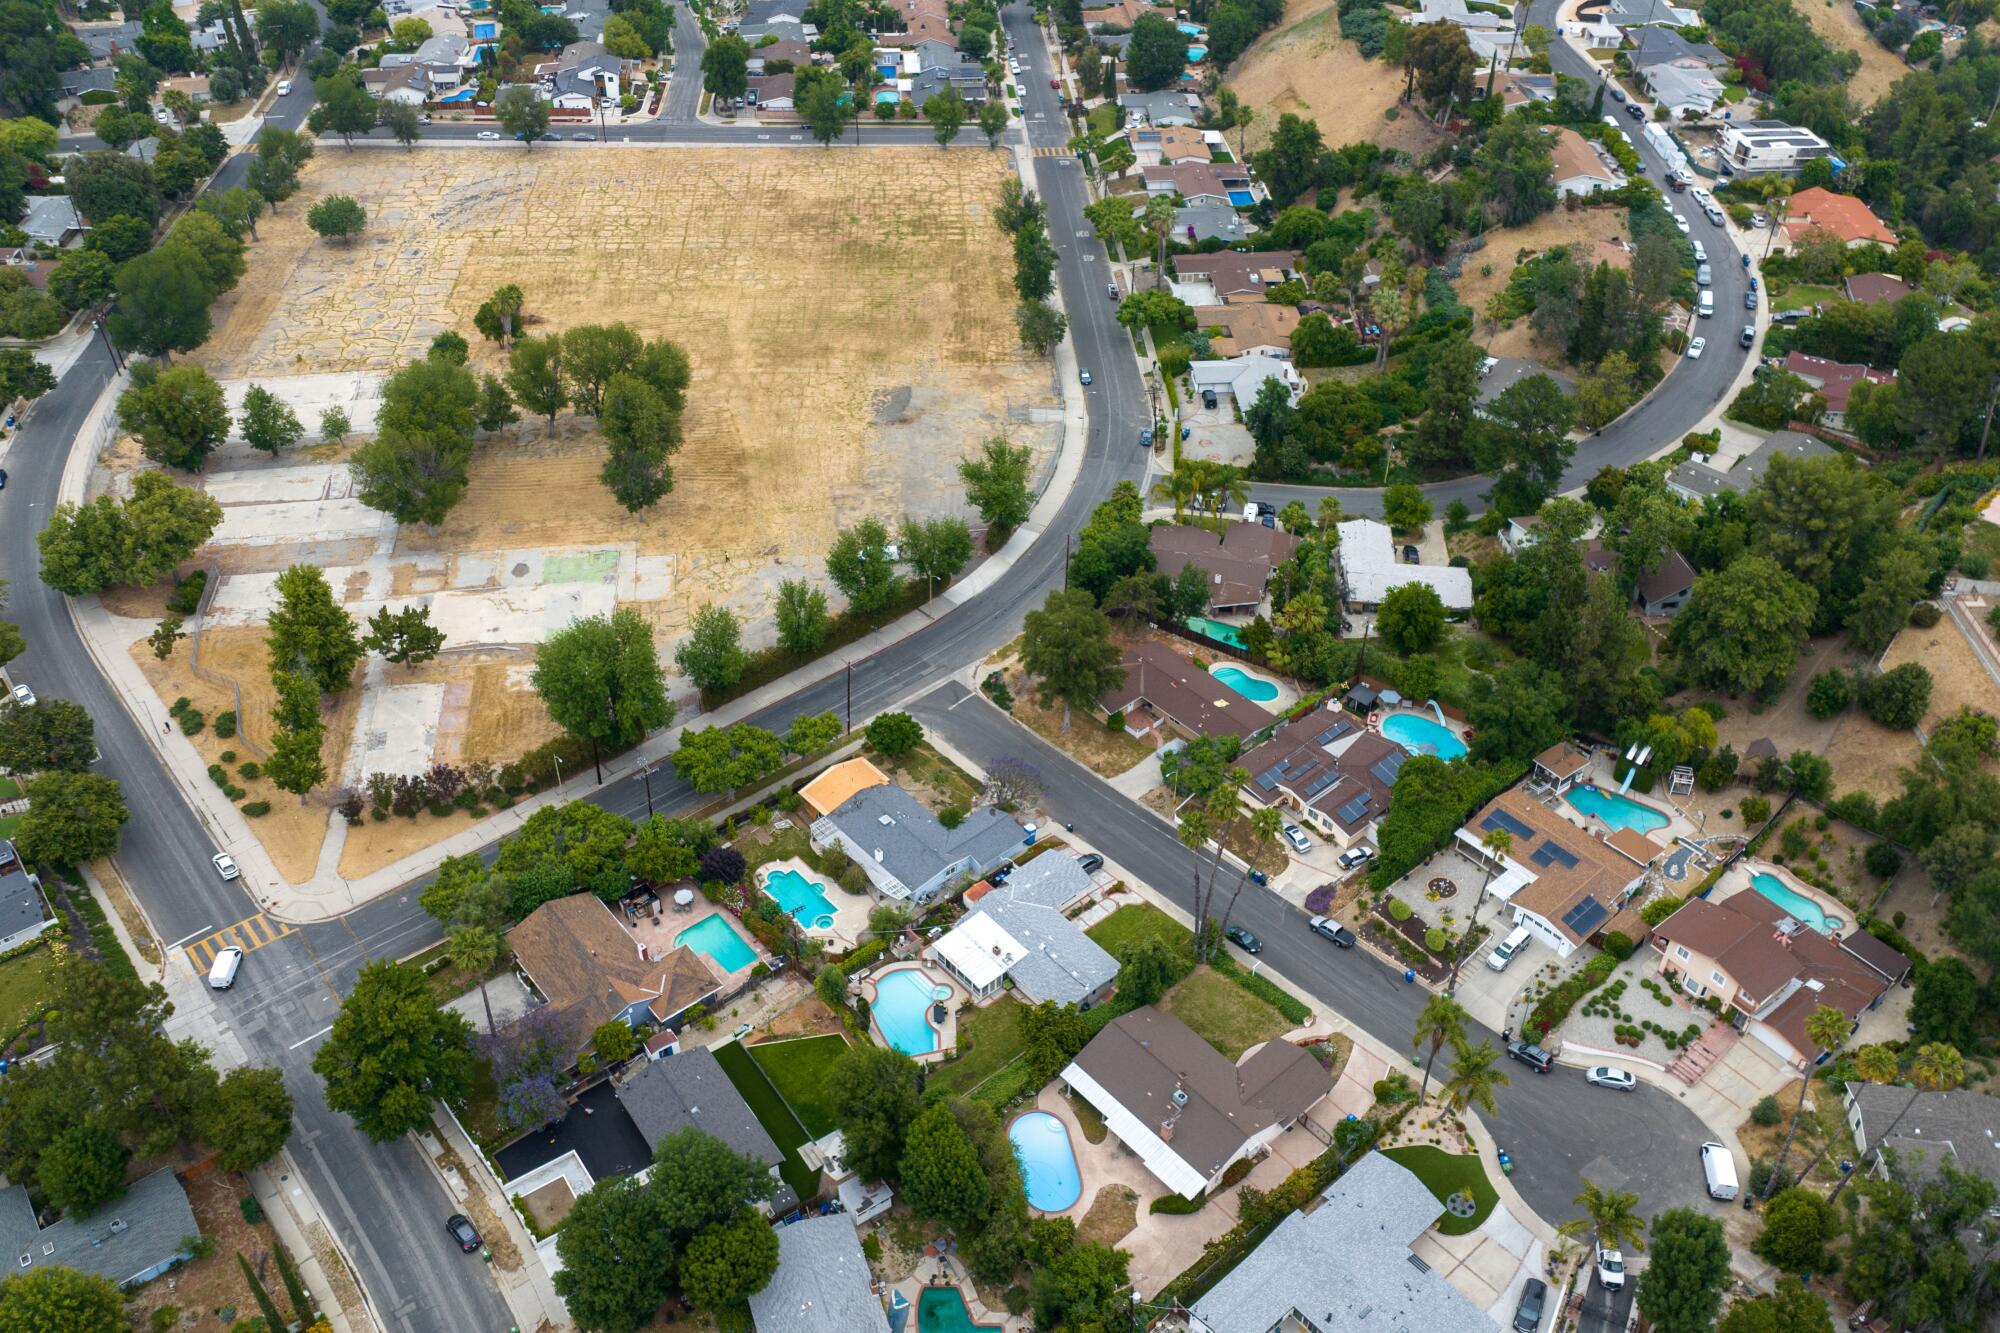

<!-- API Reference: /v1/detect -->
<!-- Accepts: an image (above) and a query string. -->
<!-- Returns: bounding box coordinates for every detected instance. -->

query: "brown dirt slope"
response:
[1225,0,1443,158]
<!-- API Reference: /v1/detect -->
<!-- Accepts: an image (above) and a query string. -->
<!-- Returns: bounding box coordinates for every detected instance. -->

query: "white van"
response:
[208,946,244,990]
[1700,1141,1738,1200]
[276,79,293,96]
[1697,290,1714,318]
[1691,239,1706,262]
[1486,925,1531,972]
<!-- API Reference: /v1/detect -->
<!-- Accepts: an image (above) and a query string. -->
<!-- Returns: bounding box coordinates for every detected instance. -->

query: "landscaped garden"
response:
[747,1033,849,1138]
[711,1039,821,1203]
[1381,1144,1498,1236]
[0,945,58,1050]
[927,996,1030,1100]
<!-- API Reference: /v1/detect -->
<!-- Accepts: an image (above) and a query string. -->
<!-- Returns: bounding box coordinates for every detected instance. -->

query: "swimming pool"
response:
[1178,20,1204,33]
[763,867,837,931]
[1187,44,1208,60]
[1565,784,1670,835]
[918,1287,1004,1332]
[874,89,899,103]
[1227,189,1254,206]
[1751,872,1846,934]
[873,968,946,1056]
[1211,663,1280,703]
[1381,712,1467,760]
[677,913,756,973]
[1010,1111,1082,1211]
[1185,616,1246,648]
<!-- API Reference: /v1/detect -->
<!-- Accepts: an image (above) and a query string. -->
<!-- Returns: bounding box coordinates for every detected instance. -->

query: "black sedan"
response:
[1224,924,1262,954]
[445,1214,481,1253]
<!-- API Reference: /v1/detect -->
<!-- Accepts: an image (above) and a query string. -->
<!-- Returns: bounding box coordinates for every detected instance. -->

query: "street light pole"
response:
[553,754,565,787]
[92,318,124,374]
[641,764,656,817]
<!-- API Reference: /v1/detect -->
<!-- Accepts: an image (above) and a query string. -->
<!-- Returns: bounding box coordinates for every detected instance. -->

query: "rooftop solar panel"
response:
[1302,770,1342,799]
[1531,842,1579,870]
[1369,750,1408,788]
[1482,809,1535,841]
[1314,719,1355,746]
[1563,896,1609,937]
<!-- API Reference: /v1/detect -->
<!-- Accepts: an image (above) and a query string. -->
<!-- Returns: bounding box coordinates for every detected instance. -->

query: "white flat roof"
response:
[1336,518,1474,609]
[933,911,1023,990]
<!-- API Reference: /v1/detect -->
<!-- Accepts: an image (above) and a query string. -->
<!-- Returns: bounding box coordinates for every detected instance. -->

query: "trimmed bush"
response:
[166,570,208,615]
[1387,898,1413,921]
[178,708,205,735]
[213,710,237,738]
[1909,602,1941,628]
[1601,930,1634,961]
[1423,926,1447,954]
[1740,796,1772,825]
[238,762,261,780]
[241,801,271,817]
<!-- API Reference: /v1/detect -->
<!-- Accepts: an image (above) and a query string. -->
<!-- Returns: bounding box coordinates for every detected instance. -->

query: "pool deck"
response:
[1708,859,1849,932]
[624,901,767,986]
[860,961,965,1064]
[755,856,868,951]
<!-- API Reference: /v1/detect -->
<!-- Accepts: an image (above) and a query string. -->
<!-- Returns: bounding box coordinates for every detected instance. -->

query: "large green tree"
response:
[0,1266,125,1333]
[1125,13,1187,90]
[901,1101,989,1230]
[552,1175,673,1333]
[675,604,745,693]
[671,723,784,796]
[116,362,231,470]
[266,564,363,693]
[1668,556,1817,695]
[0,700,96,774]
[826,518,904,614]
[532,608,674,781]
[1634,1208,1732,1333]
[14,771,129,864]
[958,437,1034,540]
[193,1066,294,1172]
[826,1043,922,1182]
[311,960,475,1141]
[1020,588,1123,729]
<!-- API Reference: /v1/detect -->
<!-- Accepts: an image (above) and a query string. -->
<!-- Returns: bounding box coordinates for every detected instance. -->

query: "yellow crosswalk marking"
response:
[184,914,295,971]
[1033,146,1074,158]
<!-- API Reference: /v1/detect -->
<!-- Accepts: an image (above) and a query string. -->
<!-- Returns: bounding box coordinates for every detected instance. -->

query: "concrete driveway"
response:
[1413,1204,1547,1329]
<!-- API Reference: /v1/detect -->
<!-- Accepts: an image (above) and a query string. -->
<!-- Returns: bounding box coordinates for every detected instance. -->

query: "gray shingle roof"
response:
[0,1167,196,1289]
[1631,27,1725,67]
[1848,1084,2000,1190]
[822,785,1024,896]
[1668,430,1835,500]
[1190,1152,1491,1333]
[78,22,143,60]
[964,857,1117,1006]
[1118,90,1201,125]
[617,1047,783,1167]
[0,845,49,941]
[21,197,82,247]
[746,1214,890,1333]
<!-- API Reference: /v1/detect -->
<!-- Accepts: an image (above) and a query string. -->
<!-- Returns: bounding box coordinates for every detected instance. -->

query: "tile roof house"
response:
[1781,351,1895,430]
[1126,123,1212,165]
[1194,302,1300,358]
[1550,127,1624,197]
[1667,429,1836,503]
[22,196,84,248]
[810,783,1026,902]
[615,1047,798,1211]
[1842,272,1914,306]
[1170,250,1300,304]
[1188,1151,1492,1333]
[1235,707,1406,849]
[1149,520,1300,613]
[505,894,724,1058]
[1784,187,1898,248]
[0,843,53,955]
[1099,640,1273,740]
[1454,789,1652,961]
[1062,1007,1333,1198]
[748,1215,891,1333]
[874,11,954,44]
[1641,62,1725,116]
[1651,889,1909,1070]
[1084,0,1176,27]
[1334,518,1474,610]
[931,854,1116,1006]
[1842,1084,2000,1190]
[0,1167,198,1290]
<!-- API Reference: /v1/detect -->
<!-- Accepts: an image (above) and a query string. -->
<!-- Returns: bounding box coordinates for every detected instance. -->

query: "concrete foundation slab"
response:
[346,679,446,782]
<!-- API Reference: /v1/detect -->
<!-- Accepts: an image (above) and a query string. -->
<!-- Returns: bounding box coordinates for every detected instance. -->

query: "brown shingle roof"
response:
[1549,128,1617,186]
[1784,188,1897,246]
[1193,302,1300,357]
[506,894,723,1054]
[1634,548,1696,607]
[1237,708,1403,833]
[1477,789,1642,945]
[1149,522,1299,610]
[1654,889,1897,1027]
[1100,641,1270,739]
[1607,828,1667,866]
[1172,250,1300,298]
[1533,742,1591,780]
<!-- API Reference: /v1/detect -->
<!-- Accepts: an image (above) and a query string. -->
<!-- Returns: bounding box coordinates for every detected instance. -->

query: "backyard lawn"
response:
[928,996,1030,1099]
[1087,903,1192,959]
[1158,966,1285,1061]
[1381,1145,1498,1236]
[0,814,19,845]
[0,946,55,1041]
[0,776,19,801]
[748,1033,850,1138]
[711,1039,822,1204]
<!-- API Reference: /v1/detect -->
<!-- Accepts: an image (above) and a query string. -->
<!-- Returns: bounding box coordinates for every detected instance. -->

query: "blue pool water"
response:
[918,1287,1003,1332]
[1178,20,1204,33]
[1751,873,1845,934]
[1212,664,1280,703]
[1187,44,1208,61]
[1010,1112,1083,1211]
[1185,616,1246,648]
[677,913,756,973]
[877,63,897,77]
[763,867,837,930]
[1565,784,1670,835]
[873,969,945,1056]
[875,89,900,103]
[1381,712,1467,760]
[1227,189,1255,206]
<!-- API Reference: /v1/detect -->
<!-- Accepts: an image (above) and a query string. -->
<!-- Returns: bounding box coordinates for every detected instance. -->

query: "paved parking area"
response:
[1178,400,1255,466]
[1412,1203,1547,1327]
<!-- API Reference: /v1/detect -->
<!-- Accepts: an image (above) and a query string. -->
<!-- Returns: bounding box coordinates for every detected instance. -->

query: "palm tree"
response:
[448,924,505,1035]
[1446,827,1513,994]
[1370,286,1409,371]
[1412,993,1468,1104]
[1440,1035,1508,1119]
[1560,1178,1647,1256]
[1213,807,1284,954]
[1150,459,1202,521]
[1316,494,1344,533]
[1195,462,1250,531]
[1767,1003,1852,1193]
[1828,1041,1966,1205]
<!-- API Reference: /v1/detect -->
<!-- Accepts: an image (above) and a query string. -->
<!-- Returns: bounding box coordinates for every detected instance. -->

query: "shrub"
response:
[1862,662,1933,729]
[1106,709,1125,732]
[1424,926,1447,953]
[213,710,237,738]
[1750,1094,1782,1126]
[1149,1193,1206,1214]
[166,570,208,615]
[1740,796,1772,825]
[1865,842,1901,878]
[1909,601,1941,628]
[1641,896,1685,927]
[1601,930,1634,961]
[169,697,191,717]
[219,751,237,764]
[1387,898,1413,921]
[241,800,271,816]
[239,1195,263,1224]
[1805,669,1852,719]
[238,762,261,780]
[938,805,967,829]
[178,708,205,735]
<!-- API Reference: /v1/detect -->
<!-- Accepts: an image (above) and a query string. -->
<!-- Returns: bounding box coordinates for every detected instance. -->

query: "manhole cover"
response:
[511,562,529,577]
[1445,1191,1476,1218]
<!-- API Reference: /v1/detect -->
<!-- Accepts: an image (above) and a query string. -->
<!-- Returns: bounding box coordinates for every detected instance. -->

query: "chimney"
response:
[1159,1117,1174,1142]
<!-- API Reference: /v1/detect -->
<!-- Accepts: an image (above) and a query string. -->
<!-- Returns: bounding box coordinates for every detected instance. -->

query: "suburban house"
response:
[615,1047,799,1212]
[59,65,120,102]
[1085,0,1176,27]
[0,842,54,955]
[1188,354,1305,408]
[22,196,84,248]
[1454,789,1654,961]
[1187,1151,1492,1333]
[1495,71,1556,110]
[1175,202,1254,245]
[505,894,725,1058]
[744,73,796,109]
[1170,250,1300,305]
[1666,430,1836,503]
[1126,123,1212,166]
[798,755,891,818]
[737,18,816,43]
[382,32,477,91]
[931,854,1117,1007]
[1623,546,1697,617]
[1719,120,1830,177]
[1334,519,1474,611]
[1195,303,1299,359]
[1062,1007,1332,1199]
[1140,162,1258,208]
[1550,127,1624,197]
[1401,0,1511,29]
[907,62,989,106]
[361,63,430,105]
[1599,0,1702,27]
[1235,706,1406,850]
[1119,89,1203,126]
[1150,521,1299,614]
[1783,186,1898,248]
[539,42,636,108]
[1629,26,1726,70]
[810,783,1026,902]
[1842,272,1914,306]
[1650,890,1910,1070]
[76,19,144,60]
[748,1216,891,1333]
[1477,357,1576,413]
[1099,640,1273,740]
[1641,62,1725,116]
[748,38,813,73]
[1842,1084,2000,1190]
[0,1168,198,1289]
[158,74,212,104]
[1530,741,1593,795]
[1781,351,1895,431]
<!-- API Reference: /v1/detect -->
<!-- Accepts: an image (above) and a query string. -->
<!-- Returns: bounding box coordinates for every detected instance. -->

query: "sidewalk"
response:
[414,1105,571,1333]
[249,1149,383,1333]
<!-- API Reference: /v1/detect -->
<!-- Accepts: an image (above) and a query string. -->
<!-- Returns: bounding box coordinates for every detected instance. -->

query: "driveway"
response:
[1574,1269,1635,1333]
[1413,1204,1547,1329]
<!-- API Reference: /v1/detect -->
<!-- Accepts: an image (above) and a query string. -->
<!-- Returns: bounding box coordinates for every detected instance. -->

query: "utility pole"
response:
[640,764,656,817]
[845,662,853,734]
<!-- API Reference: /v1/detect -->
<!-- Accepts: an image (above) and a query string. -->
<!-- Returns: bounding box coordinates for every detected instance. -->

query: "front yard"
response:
[999,663,1157,778]
[1086,901,1192,957]
[1381,1144,1498,1236]
[1159,966,1287,1061]
[746,1033,849,1138]
[0,944,58,1053]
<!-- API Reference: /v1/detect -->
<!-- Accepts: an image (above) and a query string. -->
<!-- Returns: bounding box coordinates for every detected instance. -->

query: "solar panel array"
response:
[1562,895,1609,938]
[1481,809,1535,841]
[1531,842,1579,870]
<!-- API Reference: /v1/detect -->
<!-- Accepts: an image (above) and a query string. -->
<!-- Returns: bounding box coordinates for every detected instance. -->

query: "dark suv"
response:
[1506,1040,1555,1074]
[1514,1277,1547,1331]
[1224,924,1263,954]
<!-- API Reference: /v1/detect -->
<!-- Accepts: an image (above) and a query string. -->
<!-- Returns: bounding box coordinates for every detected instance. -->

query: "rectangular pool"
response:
[676,913,756,973]
[1185,615,1246,648]
[1227,189,1254,206]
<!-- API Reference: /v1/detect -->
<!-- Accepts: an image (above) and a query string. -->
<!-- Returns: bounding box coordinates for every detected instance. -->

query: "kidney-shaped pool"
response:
[1009,1111,1082,1212]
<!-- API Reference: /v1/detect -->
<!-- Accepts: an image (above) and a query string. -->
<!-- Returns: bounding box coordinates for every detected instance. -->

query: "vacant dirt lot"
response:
[1460,209,1633,360]
[1882,616,2000,729]
[1226,0,1443,160]
[1797,0,1908,109]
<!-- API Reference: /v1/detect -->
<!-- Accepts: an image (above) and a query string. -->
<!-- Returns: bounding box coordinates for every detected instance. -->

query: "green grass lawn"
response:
[0,814,20,845]
[0,947,56,1041]
[747,1033,849,1138]
[1963,519,2000,568]
[1381,1145,1499,1236]
[1087,903,1192,959]
[1158,966,1286,1061]
[0,776,20,801]
[711,1039,822,1204]
[928,996,1031,1099]
[1772,282,1841,309]
[1087,102,1119,138]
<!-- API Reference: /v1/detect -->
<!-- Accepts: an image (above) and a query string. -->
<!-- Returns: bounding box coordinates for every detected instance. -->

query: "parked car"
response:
[1624,102,1645,120]
[1050,78,1059,88]
[1506,1040,1554,1073]
[1745,289,1758,310]
[1336,845,1375,871]
[1201,388,1217,409]
[1692,187,1712,205]
[1514,1277,1547,1331]
[1138,427,1153,448]
[1107,282,1119,300]
[276,79,293,96]
[1751,212,1768,228]
[1307,915,1355,948]
[1608,86,1626,102]
[7,683,32,709]
[477,130,501,139]
[1224,924,1262,954]
[1282,823,1311,854]
[1705,205,1725,225]
[572,131,594,140]
[1740,325,1756,349]
[1686,337,1706,359]
[1077,853,1104,874]
[1078,368,1092,385]
[1585,1066,1636,1091]
[1695,262,1712,286]
[1672,213,1690,234]
[446,1214,481,1253]
[1596,1243,1626,1290]
[211,852,240,881]
[1691,239,1706,262]
[0,468,7,490]
[1749,275,1759,292]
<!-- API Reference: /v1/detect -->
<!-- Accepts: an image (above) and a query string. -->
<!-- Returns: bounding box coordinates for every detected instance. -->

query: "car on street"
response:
[1686,336,1706,359]
[1106,282,1119,300]
[1077,853,1104,874]
[1745,289,1758,310]
[1625,102,1645,120]
[1596,1243,1626,1289]
[572,131,594,139]
[212,852,240,881]
[1705,204,1726,225]
[1585,1066,1636,1091]
[1138,427,1153,448]
[1514,1277,1547,1331]
[1607,85,1625,102]
[1692,187,1712,205]
[477,130,501,139]
[1695,262,1712,286]
[1282,823,1311,854]
[446,1214,481,1253]
[1307,915,1355,948]
[1506,1040,1554,1073]
[1079,368,1092,385]
[1050,78,1060,88]
[276,79,293,96]
[1224,924,1262,954]
[1749,275,1759,292]
[1336,845,1375,871]
[1741,325,1756,349]
[0,467,7,489]
[1672,213,1690,233]
[7,683,32,709]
